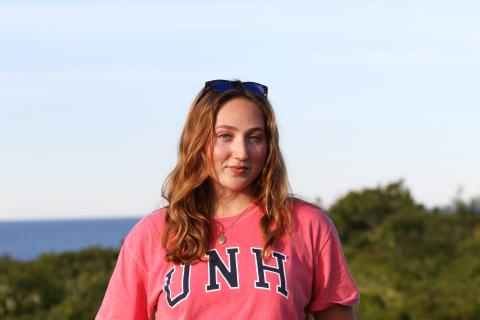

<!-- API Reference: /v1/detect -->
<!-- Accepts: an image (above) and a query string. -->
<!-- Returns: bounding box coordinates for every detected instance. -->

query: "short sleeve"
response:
[95,229,149,320]
[308,218,360,312]
[96,210,165,320]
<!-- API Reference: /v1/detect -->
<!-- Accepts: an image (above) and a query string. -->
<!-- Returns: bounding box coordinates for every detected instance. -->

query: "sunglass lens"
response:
[209,80,234,92]
[242,82,267,96]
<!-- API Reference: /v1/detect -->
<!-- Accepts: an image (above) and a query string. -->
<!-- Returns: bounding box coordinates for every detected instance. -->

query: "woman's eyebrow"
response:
[215,125,265,132]
[215,125,236,130]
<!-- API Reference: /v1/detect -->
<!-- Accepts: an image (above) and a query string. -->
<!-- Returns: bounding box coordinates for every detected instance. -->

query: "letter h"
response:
[251,248,288,298]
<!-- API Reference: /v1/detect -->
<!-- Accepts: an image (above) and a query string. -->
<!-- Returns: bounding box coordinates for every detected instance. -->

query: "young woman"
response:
[96,80,359,320]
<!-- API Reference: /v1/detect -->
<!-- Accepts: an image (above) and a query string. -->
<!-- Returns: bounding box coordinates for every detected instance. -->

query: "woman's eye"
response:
[218,133,232,140]
[249,135,263,143]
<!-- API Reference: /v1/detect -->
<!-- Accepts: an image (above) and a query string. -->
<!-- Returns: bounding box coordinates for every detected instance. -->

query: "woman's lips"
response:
[227,166,249,174]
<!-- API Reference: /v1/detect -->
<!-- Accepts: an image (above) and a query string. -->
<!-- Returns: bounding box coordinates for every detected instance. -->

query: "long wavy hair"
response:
[161,82,291,264]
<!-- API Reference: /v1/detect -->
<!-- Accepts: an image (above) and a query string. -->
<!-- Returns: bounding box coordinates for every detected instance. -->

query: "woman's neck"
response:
[212,189,254,218]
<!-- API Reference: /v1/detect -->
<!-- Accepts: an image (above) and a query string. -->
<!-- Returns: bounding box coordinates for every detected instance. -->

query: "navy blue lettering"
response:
[206,248,240,291]
[164,264,191,308]
[251,247,288,298]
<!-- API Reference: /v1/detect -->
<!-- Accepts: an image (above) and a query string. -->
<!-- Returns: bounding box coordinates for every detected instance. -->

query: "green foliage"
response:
[1,181,479,319]
[0,247,118,320]
[329,180,480,320]
[329,180,422,243]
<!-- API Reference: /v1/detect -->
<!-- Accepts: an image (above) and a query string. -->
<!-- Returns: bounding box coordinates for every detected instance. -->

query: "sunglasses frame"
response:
[203,79,269,98]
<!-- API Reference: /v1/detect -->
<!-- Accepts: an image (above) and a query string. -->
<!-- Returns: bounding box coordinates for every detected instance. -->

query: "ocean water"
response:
[0,217,141,261]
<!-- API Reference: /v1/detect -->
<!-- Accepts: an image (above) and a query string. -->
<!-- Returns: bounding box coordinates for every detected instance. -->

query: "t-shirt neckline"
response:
[212,202,261,223]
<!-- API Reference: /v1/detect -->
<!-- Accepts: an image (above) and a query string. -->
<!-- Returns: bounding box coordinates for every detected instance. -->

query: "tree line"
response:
[0,180,479,319]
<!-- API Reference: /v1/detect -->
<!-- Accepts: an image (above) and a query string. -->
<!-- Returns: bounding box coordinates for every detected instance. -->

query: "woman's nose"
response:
[232,137,248,160]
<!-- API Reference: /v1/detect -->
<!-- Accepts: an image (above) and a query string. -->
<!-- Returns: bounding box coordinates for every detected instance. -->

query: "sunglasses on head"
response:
[204,80,268,97]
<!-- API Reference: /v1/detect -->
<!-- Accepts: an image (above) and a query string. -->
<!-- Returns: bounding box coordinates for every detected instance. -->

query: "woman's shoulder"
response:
[119,208,168,266]
[135,207,167,232]
[290,197,335,233]
[291,197,331,221]
[123,207,167,245]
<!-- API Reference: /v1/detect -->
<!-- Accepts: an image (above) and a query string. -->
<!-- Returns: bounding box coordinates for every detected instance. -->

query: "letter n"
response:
[205,247,240,291]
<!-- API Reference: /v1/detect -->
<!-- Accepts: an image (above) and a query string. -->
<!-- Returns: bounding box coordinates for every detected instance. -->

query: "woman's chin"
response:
[212,181,254,196]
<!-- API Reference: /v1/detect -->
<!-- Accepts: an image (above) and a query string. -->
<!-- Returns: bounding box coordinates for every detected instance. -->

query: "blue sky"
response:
[1,1,479,220]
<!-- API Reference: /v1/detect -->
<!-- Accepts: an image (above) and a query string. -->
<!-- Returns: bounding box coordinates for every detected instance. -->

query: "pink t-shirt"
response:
[96,200,359,319]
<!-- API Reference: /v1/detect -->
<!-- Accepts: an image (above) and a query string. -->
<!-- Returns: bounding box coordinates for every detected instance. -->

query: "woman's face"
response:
[209,97,267,196]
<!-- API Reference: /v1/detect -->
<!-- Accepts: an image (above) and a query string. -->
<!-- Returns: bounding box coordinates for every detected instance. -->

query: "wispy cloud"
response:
[0,68,197,84]
[1,2,479,46]
[302,50,480,66]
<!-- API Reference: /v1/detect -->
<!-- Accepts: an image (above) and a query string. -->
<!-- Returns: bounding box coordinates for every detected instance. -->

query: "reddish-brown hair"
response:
[161,84,291,264]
